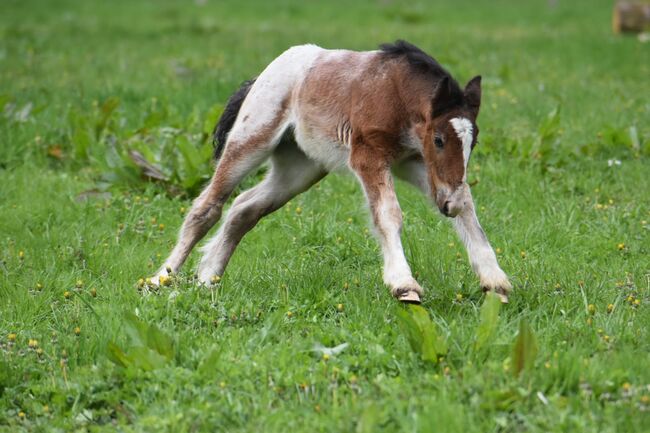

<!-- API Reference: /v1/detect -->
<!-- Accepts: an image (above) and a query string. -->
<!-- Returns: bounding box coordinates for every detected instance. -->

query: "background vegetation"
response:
[1,0,648,431]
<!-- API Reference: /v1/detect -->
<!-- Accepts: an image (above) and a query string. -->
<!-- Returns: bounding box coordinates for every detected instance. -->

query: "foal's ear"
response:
[464,75,482,117]
[432,76,456,118]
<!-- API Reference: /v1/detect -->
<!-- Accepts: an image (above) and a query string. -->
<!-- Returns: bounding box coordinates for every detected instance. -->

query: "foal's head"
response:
[426,75,482,218]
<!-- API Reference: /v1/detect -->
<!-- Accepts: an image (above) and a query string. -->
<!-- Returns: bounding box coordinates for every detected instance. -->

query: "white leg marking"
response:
[393,157,510,300]
[452,191,511,298]
[196,142,325,284]
[355,169,422,299]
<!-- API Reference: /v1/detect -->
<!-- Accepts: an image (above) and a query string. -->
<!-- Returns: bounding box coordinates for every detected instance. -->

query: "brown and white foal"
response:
[151,41,512,303]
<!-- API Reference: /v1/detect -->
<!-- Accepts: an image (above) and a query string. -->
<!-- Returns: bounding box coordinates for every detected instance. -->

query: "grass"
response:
[1,0,649,431]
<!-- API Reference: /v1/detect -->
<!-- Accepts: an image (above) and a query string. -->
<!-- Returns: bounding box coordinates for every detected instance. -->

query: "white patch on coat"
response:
[227,44,323,148]
[449,117,473,173]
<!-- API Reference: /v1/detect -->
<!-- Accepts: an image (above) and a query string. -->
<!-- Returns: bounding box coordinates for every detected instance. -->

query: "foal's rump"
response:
[218,44,323,162]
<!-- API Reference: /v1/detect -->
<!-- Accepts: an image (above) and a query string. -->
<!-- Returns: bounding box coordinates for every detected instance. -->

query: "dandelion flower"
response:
[64,291,71,299]
[588,304,596,315]
[211,275,221,284]
[617,243,625,250]
[607,304,614,313]
[74,327,81,336]
[336,303,344,312]
[8,333,17,342]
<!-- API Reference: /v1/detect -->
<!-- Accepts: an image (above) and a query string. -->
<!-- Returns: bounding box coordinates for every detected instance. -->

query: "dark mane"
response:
[379,40,464,114]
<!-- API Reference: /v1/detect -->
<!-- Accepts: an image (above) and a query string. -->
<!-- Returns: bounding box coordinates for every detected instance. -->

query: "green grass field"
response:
[1,0,649,431]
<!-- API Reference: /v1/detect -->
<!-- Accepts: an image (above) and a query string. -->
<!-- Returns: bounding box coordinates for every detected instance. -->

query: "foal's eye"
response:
[434,136,444,149]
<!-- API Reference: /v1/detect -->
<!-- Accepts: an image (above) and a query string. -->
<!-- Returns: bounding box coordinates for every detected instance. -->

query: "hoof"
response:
[396,289,421,304]
[484,287,509,304]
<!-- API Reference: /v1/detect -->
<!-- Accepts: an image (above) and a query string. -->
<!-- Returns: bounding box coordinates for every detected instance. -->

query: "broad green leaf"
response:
[475,292,501,351]
[176,135,202,171]
[123,312,149,348]
[511,320,538,377]
[203,103,225,135]
[198,347,222,375]
[396,307,424,354]
[146,323,174,361]
[106,341,131,368]
[409,304,447,357]
[395,305,447,363]
[95,96,120,138]
[128,346,167,371]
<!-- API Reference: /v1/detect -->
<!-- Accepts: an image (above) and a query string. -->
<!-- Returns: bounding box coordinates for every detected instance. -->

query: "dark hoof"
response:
[396,289,421,304]
[483,287,509,304]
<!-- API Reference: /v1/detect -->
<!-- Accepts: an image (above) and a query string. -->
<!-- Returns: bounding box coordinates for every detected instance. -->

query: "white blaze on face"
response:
[449,117,473,178]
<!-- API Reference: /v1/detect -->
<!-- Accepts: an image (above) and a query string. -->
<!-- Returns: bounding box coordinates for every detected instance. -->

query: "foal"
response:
[151,40,512,304]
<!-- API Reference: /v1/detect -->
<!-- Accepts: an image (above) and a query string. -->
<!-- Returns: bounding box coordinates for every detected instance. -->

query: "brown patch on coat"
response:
[304,52,470,203]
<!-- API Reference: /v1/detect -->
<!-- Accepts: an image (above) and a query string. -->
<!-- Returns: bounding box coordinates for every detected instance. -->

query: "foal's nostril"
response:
[441,201,450,216]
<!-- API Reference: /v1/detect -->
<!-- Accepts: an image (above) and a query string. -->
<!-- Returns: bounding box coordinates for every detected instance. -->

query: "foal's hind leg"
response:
[150,145,273,284]
[196,140,325,283]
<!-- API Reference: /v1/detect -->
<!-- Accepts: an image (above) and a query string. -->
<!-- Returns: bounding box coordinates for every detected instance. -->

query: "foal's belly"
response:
[293,124,350,172]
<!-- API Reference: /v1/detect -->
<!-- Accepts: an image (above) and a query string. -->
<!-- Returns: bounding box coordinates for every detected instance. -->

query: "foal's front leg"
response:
[351,155,423,303]
[452,187,512,302]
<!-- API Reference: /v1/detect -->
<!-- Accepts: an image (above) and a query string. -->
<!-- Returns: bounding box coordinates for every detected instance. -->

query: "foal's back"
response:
[234,44,421,170]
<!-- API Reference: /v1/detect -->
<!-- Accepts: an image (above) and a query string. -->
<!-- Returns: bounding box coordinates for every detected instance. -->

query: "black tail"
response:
[212,78,256,160]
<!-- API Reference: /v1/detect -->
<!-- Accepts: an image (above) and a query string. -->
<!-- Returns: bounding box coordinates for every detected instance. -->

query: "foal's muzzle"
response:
[436,185,468,218]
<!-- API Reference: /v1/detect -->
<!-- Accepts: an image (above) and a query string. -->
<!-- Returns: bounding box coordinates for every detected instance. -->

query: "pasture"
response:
[1,0,649,431]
